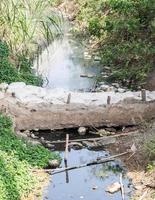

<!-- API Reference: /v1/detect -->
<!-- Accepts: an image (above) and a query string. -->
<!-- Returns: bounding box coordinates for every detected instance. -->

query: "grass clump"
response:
[0,0,61,57]
[145,137,155,160]
[0,0,62,86]
[0,113,60,199]
[0,41,42,85]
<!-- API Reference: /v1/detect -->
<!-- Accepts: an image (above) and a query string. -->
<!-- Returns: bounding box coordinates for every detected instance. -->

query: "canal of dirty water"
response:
[43,148,132,200]
[33,29,101,91]
[39,130,133,200]
[33,15,133,199]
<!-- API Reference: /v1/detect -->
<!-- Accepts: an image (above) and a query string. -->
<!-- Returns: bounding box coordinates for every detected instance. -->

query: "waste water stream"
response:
[43,148,132,200]
[34,17,133,200]
[33,34,101,91]
[40,131,133,200]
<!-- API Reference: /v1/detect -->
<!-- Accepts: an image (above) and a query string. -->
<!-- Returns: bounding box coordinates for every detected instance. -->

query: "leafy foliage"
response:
[0,151,36,200]
[0,114,60,199]
[0,42,9,58]
[0,114,59,168]
[74,0,155,88]
[0,41,42,85]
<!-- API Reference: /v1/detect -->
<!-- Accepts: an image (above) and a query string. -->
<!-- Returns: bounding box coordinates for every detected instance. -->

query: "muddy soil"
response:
[107,123,155,199]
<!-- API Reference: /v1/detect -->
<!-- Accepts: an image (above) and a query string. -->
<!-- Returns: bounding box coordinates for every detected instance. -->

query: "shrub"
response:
[0,41,42,85]
[74,0,155,88]
[0,113,60,199]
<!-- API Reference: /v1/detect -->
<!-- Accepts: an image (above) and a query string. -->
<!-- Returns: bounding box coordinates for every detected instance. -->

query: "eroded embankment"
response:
[107,123,155,200]
[0,82,155,131]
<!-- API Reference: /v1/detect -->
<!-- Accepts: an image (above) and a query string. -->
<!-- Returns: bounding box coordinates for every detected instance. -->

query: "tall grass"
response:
[0,0,62,59]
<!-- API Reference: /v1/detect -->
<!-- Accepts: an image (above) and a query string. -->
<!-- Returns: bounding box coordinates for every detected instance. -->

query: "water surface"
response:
[34,37,100,91]
[43,149,132,200]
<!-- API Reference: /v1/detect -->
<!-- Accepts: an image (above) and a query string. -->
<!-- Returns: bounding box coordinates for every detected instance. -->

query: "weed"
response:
[0,113,60,199]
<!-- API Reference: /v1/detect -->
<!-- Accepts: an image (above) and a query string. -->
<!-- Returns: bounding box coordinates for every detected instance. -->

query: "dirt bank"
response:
[1,97,155,131]
[107,123,155,199]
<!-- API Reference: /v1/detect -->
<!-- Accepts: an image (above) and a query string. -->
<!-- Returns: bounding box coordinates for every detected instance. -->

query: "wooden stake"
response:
[64,134,69,183]
[141,89,146,101]
[107,96,111,105]
[120,173,125,200]
[66,93,71,104]
[64,134,69,163]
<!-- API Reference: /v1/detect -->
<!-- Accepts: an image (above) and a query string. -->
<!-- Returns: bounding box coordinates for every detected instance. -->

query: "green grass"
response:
[0,113,60,200]
[145,136,155,160]
[0,0,62,85]
[0,41,43,85]
[0,0,61,58]
[0,151,36,200]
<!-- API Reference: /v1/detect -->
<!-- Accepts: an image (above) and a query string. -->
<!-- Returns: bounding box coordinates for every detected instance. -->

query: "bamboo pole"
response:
[64,134,69,183]
[51,151,129,175]
[48,131,138,144]
[120,173,125,200]
[64,134,69,163]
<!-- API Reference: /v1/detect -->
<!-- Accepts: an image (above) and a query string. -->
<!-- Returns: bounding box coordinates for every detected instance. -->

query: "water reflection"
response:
[33,36,100,91]
[43,149,132,200]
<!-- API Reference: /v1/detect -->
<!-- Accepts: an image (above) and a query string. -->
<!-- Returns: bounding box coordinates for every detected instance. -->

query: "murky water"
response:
[43,149,132,200]
[33,36,101,91]
[35,17,132,200]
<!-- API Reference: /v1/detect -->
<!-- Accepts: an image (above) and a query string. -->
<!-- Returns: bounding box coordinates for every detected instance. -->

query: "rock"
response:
[104,66,111,71]
[112,83,120,88]
[0,83,8,92]
[92,186,98,190]
[105,127,116,132]
[82,138,116,149]
[106,182,121,193]
[146,182,155,189]
[30,133,39,139]
[16,131,29,139]
[45,143,55,149]
[69,142,83,150]
[100,85,109,91]
[82,141,93,148]
[40,137,45,143]
[94,56,101,61]
[78,127,87,136]
[117,88,126,93]
[23,130,31,137]
[7,82,26,93]
[134,184,144,190]
[107,86,115,92]
[48,159,60,168]
[87,74,95,78]
[96,129,111,136]
[131,143,137,153]
[98,81,105,85]
[102,75,109,79]
[84,51,91,60]
[80,74,94,78]
[95,137,116,147]
[16,131,41,146]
